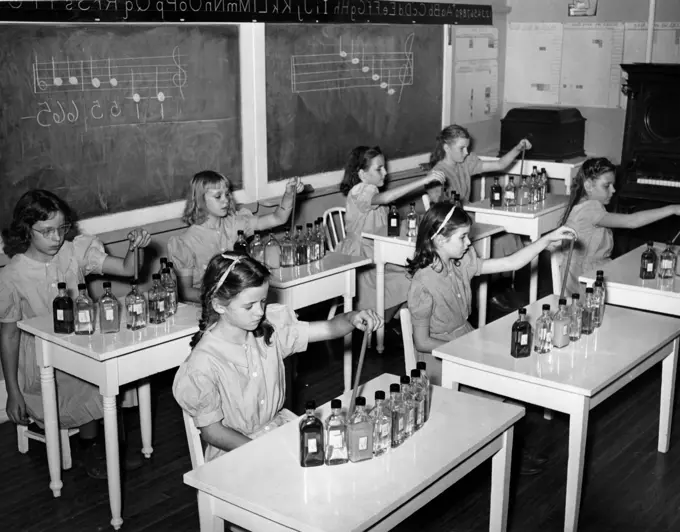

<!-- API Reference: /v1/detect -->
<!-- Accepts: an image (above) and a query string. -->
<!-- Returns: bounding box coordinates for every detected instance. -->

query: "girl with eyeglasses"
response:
[0,189,151,478]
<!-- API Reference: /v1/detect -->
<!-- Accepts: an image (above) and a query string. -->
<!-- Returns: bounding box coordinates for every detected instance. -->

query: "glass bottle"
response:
[504,176,516,207]
[592,280,605,328]
[324,399,348,465]
[148,273,167,324]
[490,177,503,207]
[387,205,400,237]
[594,270,606,325]
[347,396,373,463]
[263,232,281,270]
[406,202,418,238]
[294,225,307,265]
[299,400,324,467]
[569,293,583,341]
[125,279,147,331]
[540,167,549,200]
[279,230,296,267]
[310,220,321,261]
[166,262,179,292]
[640,241,657,279]
[305,223,315,263]
[552,298,570,348]
[315,218,326,260]
[390,383,406,448]
[157,256,168,277]
[74,283,95,335]
[161,267,177,317]
[510,307,532,358]
[517,176,531,206]
[410,369,426,431]
[581,287,596,335]
[233,230,249,255]
[99,281,120,334]
[417,361,430,422]
[533,304,553,354]
[659,241,677,279]
[453,192,463,208]
[530,166,540,204]
[400,375,415,439]
[369,390,392,457]
[249,232,264,263]
[53,282,75,334]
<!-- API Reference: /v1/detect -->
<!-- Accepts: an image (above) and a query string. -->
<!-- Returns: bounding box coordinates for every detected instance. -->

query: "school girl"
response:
[172,253,381,461]
[168,170,304,303]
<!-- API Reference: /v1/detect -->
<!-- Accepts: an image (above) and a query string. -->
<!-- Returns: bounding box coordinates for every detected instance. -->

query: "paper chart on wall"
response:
[559,23,624,108]
[504,23,562,105]
[454,26,499,61]
[453,60,498,124]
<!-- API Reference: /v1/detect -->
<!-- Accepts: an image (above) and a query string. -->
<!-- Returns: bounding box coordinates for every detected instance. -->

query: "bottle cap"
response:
[594,280,603,287]
[410,369,420,379]
[542,304,550,311]
[78,283,86,290]
[237,230,244,235]
[160,257,167,264]
[152,273,160,280]
[410,202,415,206]
[416,361,427,371]
[355,396,366,407]
[330,399,341,409]
[103,281,111,288]
[162,267,170,274]
[647,240,654,246]
[559,298,567,305]
[586,287,594,293]
[596,270,604,277]
[400,375,410,384]
[57,282,66,289]
[305,400,316,410]
[375,390,385,401]
[130,279,138,286]
[306,222,312,227]
[519,307,527,315]
[167,262,174,269]
[572,293,580,300]
[296,225,303,230]
[389,383,400,393]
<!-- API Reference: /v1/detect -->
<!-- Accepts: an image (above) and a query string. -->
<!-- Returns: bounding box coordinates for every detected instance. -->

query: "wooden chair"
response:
[17,420,79,470]
[399,308,418,375]
[322,207,347,321]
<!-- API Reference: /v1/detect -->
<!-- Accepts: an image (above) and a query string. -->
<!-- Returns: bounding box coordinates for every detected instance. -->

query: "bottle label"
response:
[390,219,397,227]
[506,191,515,199]
[134,303,143,314]
[493,193,500,200]
[398,417,404,431]
[662,259,672,270]
[417,403,424,425]
[647,262,653,272]
[408,410,415,425]
[408,220,416,229]
[520,334,528,345]
[563,324,568,335]
[307,437,318,453]
[380,422,390,438]
[158,301,165,311]
[358,436,368,451]
[328,429,343,448]
[78,311,89,323]
[57,309,64,321]
[105,308,114,321]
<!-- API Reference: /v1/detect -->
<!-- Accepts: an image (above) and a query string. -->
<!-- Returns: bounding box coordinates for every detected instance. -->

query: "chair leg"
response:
[60,429,73,470]
[17,425,29,454]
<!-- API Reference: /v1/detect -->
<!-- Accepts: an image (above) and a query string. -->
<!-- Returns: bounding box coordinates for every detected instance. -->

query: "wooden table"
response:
[434,294,680,532]
[580,243,680,316]
[18,303,200,530]
[184,372,524,532]
[268,252,372,391]
[362,223,505,353]
[464,194,569,304]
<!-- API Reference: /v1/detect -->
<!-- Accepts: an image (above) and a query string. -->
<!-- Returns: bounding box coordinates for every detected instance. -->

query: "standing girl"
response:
[0,189,151,476]
[406,202,575,384]
[172,253,381,461]
[168,170,304,303]
[558,157,680,296]
[336,146,444,318]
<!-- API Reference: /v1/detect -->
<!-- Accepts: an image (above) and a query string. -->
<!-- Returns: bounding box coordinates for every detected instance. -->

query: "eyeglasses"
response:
[32,224,72,239]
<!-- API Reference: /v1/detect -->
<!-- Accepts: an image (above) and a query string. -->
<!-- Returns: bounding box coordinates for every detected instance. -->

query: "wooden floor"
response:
[2,257,680,532]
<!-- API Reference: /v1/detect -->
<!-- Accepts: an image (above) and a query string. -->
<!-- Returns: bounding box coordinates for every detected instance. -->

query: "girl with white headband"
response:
[173,253,382,462]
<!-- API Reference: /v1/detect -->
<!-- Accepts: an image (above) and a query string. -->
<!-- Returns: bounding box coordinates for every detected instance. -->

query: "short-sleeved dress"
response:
[407,246,483,385]
[172,304,309,462]
[0,235,107,428]
[168,208,256,289]
[335,183,410,311]
[559,199,613,297]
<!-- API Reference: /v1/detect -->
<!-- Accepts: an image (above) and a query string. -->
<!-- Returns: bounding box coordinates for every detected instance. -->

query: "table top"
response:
[269,253,372,289]
[580,243,680,299]
[361,222,504,248]
[464,194,569,219]
[433,294,680,397]
[184,373,524,532]
[17,303,200,361]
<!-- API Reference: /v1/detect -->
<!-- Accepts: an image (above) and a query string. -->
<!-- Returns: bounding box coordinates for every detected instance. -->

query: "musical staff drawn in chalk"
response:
[291,33,415,103]
[32,47,188,98]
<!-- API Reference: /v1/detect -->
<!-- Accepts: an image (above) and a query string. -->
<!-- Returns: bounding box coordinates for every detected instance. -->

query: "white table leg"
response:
[375,258,386,354]
[343,278,354,393]
[529,234,540,303]
[103,395,124,530]
[39,364,63,498]
[476,236,491,327]
[489,427,514,532]
[198,492,224,532]
[138,380,153,458]
[659,338,679,453]
[564,398,590,532]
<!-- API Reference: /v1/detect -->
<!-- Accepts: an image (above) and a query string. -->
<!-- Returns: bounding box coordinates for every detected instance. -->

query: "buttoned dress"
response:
[172,304,309,462]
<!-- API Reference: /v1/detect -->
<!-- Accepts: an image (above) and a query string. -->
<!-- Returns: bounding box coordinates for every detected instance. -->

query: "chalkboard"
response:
[0,25,241,230]
[265,25,443,179]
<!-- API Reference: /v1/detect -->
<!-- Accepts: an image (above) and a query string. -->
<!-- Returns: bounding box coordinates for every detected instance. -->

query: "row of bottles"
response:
[490,166,549,209]
[387,203,425,239]
[640,241,679,279]
[53,259,179,335]
[510,271,607,357]
[300,364,431,467]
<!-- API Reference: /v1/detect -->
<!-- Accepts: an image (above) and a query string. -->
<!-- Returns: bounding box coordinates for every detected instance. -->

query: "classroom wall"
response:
[504,0,680,163]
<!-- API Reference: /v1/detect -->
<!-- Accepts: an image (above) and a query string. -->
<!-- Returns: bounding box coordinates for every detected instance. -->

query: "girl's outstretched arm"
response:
[371,173,445,206]
[480,139,532,173]
[597,204,680,229]
[255,178,304,231]
[200,421,251,452]
[307,309,383,343]
[481,226,577,275]
[102,228,152,277]
[412,323,446,354]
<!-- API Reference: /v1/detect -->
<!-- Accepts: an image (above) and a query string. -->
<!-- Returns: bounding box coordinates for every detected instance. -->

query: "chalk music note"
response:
[34,55,47,91]
[171,46,187,99]
[361,45,369,73]
[52,58,62,87]
[351,40,359,65]
[67,59,78,85]
[379,61,388,89]
[371,57,380,82]
[155,67,165,102]
[90,57,101,88]
[108,58,118,87]
[339,36,347,58]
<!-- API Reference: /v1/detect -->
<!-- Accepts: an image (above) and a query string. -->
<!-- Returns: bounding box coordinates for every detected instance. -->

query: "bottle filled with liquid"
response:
[490,177,503,207]
[310,220,322,261]
[125,279,147,331]
[659,241,677,279]
[305,223,315,263]
[324,399,348,465]
[370,390,392,457]
[640,241,657,279]
[534,304,553,353]
[594,270,606,325]
[294,225,307,265]
[53,282,75,334]
[530,166,540,204]
[552,298,570,348]
[581,287,596,335]
[263,232,281,270]
[390,383,406,448]
[387,205,400,237]
[504,176,516,207]
[148,273,167,324]
[315,218,326,260]
[400,376,415,439]
[592,280,605,328]
[99,281,120,334]
[453,192,463,208]
[74,283,95,335]
[157,257,168,277]
[347,396,373,463]
[279,230,296,267]
[410,369,426,431]
[417,361,430,422]
[540,168,549,200]
[299,400,324,467]
[510,307,532,358]
[249,232,264,263]
[518,176,531,206]
[161,267,177,317]
[569,293,583,341]
[406,203,418,238]
[233,230,249,255]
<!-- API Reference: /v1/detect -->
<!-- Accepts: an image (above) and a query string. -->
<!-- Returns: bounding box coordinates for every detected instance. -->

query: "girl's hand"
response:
[127,228,152,250]
[7,390,29,426]
[350,310,383,333]
[428,170,446,186]
[516,138,532,151]
[546,226,577,243]
[286,177,304,194]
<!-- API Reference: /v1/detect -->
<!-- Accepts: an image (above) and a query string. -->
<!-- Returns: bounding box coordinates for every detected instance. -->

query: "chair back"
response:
[322,207,347,252]
[182,411,205,469]
[399,308,418,375]
[421,193,431,211]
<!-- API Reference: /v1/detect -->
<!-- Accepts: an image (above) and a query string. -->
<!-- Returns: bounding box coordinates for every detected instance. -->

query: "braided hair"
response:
[560,157,617,225]
[190,254,274,350]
